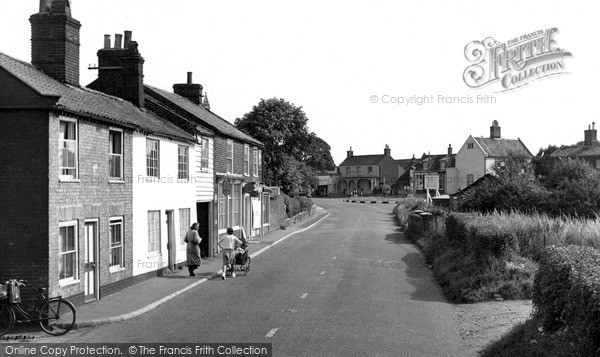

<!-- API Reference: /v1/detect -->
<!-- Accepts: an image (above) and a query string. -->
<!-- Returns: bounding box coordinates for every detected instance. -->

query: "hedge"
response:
[533,245,600,356]
[445,213,517,259]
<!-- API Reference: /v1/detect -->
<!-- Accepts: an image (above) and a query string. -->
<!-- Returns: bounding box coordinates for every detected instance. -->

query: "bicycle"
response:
[0,279,76,336]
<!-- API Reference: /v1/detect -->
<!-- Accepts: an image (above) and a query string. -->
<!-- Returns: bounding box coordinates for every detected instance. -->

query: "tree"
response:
[235,98,334,195]
[532,145,558,181]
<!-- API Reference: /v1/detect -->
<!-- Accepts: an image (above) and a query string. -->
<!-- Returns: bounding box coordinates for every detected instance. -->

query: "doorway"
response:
[197,202,210,258]
[166,210,176,271]
[84,221,99,302]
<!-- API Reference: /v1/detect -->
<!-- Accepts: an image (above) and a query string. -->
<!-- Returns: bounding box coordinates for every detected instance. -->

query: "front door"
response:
[244,195,251,240]
[84,221,99,302]
[166,210,176,271]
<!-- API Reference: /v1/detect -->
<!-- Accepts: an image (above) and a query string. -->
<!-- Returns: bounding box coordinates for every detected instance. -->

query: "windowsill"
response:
[109,266,126,273]
[177,179,190,183]
[109,179,125,184]
[59,177,80,183]
[147,252,161,259]
[58,278,80,288]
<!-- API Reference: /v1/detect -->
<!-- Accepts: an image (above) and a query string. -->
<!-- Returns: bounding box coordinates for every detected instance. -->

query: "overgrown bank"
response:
[394,201,600,355]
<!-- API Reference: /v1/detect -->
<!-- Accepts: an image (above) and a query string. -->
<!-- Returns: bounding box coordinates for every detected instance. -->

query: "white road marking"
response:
[265,328,279,338]
[320,271,326,275]
[300,293,308,299]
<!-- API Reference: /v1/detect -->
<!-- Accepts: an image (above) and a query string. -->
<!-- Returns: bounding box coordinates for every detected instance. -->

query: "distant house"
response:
[447,120,533,194]
[550,123,600,167]
[411,145,455,194]
[338,145,401,194]
[316,170,340,196]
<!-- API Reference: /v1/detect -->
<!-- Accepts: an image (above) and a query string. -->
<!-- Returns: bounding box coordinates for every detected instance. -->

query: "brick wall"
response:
[0,110,50,303]
[47,112,134,299]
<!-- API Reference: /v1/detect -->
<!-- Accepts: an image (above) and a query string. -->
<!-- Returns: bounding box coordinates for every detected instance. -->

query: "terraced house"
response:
[0,0,197,304]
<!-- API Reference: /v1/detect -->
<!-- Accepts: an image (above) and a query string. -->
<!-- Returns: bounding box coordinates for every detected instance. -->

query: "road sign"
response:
[424,175,439,190]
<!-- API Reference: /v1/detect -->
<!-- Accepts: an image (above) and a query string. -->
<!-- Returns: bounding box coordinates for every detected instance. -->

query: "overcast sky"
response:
[1,0,597,164]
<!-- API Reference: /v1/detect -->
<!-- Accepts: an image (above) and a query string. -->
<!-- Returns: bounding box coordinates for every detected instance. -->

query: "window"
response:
[59,120,78,179]
[226,140,233,173]
[357,167,362,176]
[416,174,424,190]
[109,218,124,269]
[147,211,161,253]
[467,174,474,185]
[218,183,227,231]
[178,145,189,180]
[244,144,250,176]
[346,167,350,176]
[59,221,78,283]
[596,158,600,169]
[179,208,190,245]
[253,148,258,176]
[109,130,123,180]
[368,166,373,176]
[200,138,209,169]
[467,142,474,149]
[146,139,160,177]
[440,161,446,170]
[258,150,262,178]
[232,184,241,227]
[439,174,444,190]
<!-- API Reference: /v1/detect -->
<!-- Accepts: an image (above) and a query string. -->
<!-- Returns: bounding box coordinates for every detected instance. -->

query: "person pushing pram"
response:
[218,227,251,279]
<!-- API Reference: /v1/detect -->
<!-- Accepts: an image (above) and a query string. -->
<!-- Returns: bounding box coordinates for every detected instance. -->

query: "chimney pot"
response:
[594,122,596,130]
[114,34,123,49]
[124,31,132,48]
[103,35,111,49]
[187,72,193,84]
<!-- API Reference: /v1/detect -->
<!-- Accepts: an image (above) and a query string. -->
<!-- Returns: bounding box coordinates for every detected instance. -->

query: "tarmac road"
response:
[54,199,464,356]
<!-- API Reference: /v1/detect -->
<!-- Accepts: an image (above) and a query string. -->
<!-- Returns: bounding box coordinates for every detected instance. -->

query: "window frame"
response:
[467,142,474,149]
[232,183,241,228]
[109,128,124,181]
[178,145,189,181]
[244,144,250,176]
[58,220,79,286]
[146,139,160,178]
[218,182,227,232]
[147,210,161,254]
[59,118,78,181]
[179,208,190,246]
[200,138,209,170]
[109,217,125,272]
[226,140,234,174]
[357,166,362,176]
[253,147,258,177]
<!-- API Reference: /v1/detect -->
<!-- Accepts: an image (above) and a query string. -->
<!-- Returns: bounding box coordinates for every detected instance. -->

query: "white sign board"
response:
[424,175,439,190]
[252,198,262,229]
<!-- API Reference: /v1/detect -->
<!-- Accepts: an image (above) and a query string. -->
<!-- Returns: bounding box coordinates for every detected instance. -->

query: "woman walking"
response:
[184,223,202,276]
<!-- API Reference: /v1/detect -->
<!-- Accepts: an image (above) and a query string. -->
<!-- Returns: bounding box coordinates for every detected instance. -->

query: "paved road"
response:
[49,199,464,356]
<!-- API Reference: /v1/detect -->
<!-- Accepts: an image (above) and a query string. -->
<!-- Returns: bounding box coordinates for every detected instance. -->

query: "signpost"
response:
[424,175,440,205]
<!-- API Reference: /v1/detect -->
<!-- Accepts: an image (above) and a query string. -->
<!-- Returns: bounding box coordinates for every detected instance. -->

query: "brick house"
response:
[0,1,196,303]
[338,145,402,195]
[550,123,600,167]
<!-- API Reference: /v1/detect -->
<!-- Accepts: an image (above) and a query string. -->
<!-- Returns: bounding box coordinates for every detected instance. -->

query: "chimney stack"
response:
[347,146,353,158]
[448,144,453,155]
[584,122,597,146]
[30,0,81,86]
[384,144,391,156]
[490,120,501,139]
[173,72,203,105]
[91,31,145,107]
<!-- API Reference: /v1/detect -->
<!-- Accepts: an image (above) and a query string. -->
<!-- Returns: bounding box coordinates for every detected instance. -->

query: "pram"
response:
[226,236,251,276]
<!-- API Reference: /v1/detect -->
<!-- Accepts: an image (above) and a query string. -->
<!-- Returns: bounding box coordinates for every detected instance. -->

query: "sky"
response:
[0,0,598,165]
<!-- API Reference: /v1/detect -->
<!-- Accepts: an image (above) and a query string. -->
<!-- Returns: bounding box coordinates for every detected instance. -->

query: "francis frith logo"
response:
[463,28,571,92]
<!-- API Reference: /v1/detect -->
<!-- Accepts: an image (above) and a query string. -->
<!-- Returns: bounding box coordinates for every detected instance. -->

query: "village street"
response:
[35,199,463,356]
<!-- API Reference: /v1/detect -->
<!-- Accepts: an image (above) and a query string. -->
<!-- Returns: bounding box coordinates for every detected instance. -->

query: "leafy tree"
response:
[235,98,334,195]
[532,145,558,181]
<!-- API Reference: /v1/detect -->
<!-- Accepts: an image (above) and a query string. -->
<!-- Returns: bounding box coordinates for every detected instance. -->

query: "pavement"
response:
[1,207,329,340]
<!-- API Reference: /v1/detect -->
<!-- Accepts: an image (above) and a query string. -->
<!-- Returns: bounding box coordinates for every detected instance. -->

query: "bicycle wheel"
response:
[38,299,76,336]
[0,304,15,337]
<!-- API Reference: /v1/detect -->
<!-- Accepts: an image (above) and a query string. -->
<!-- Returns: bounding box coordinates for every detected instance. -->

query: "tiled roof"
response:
[551,141,600,157]
[145,85,262,146]
[415,154,447,171]
[0,51,195,142]
[473,137,533,158]
[395,158,414,170]
[340,155,387,166]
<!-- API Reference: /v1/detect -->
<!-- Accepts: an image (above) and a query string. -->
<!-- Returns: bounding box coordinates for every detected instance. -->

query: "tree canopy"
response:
[235,98,334,196]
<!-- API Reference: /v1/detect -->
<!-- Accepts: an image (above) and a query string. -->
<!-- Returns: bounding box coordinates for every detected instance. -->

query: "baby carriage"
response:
[227,236,251,276]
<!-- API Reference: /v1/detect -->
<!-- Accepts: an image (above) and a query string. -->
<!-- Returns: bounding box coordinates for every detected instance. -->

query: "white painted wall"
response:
[194,137,214,202]
[132,133,197,276]
[455,135,487,191]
